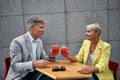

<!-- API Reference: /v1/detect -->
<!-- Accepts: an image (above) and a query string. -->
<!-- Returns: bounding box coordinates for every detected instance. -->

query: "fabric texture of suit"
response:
[6,32,48,80]
[75,39,114,80]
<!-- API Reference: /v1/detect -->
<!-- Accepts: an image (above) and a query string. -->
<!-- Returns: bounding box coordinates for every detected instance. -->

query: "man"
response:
[6,16,57,80]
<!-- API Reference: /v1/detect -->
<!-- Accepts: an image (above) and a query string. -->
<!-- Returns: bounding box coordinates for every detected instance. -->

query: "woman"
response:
[62,23,114,80]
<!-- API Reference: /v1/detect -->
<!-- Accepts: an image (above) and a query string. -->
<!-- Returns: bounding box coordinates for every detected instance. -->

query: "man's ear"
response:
[29,24,34,31]
[30,24,35,28]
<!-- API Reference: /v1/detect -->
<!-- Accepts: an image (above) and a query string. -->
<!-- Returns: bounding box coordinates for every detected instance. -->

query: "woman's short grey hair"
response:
[28,16,45,26]
[86,23,102,35]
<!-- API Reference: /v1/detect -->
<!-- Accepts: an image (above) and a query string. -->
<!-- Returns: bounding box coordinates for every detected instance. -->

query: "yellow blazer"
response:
[75,39,114,80]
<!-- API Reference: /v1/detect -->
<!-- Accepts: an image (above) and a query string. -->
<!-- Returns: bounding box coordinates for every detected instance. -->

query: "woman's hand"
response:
[61,46,69,57]
[78,65,93,74]
[78,65,99,74]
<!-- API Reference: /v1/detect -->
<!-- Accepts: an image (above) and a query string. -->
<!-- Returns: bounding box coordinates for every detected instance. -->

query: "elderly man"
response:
[6,16,57,80]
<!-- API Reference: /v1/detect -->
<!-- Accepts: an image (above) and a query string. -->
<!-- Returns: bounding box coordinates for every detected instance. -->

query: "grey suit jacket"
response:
[6,32,48,80]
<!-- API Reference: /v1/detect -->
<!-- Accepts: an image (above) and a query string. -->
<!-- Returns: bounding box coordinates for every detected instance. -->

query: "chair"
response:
[4,57,11,80]
[109,60,118,80]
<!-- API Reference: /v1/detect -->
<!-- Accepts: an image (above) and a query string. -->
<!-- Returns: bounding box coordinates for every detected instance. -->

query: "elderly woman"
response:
[62,23,114,80]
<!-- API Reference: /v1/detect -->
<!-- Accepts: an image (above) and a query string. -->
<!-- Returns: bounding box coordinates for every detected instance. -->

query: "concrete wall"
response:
[0,0,120,79]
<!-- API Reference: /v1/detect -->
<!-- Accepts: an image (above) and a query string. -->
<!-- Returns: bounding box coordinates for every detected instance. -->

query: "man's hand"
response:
[33,60,49,68]
[49,50,59,57]
[49,45,59,57]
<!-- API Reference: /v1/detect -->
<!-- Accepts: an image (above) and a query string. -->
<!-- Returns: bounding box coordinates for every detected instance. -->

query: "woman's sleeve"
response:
[95,43,111,72]
[75,40,86,63]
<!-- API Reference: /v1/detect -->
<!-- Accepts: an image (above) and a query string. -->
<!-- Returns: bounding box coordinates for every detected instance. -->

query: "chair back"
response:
[109,60,118,80]
[4,57,11,80]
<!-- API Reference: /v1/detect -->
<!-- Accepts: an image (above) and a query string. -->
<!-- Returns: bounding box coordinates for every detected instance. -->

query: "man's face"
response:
[30,22,44,39]
[85,27,98,41]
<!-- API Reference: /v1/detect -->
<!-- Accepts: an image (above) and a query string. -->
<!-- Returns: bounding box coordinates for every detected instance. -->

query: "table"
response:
[36,60,92,80]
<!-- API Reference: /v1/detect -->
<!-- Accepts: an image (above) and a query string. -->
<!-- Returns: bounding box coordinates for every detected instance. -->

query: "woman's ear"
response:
[96,31,100,37]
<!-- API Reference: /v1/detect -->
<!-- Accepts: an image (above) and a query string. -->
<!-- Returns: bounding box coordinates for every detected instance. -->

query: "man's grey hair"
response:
[28,16,45,26]
[86,23,102,35]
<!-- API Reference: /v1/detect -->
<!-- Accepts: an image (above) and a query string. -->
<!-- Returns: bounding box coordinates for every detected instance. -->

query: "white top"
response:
[86,51,94,66]
[27,32,39,60]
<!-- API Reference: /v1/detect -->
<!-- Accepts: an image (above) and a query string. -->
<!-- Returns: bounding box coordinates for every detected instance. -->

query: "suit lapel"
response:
[36,42,41,60]
[92,39,102,66]
[24,33,33,60]
[84,40,91,64]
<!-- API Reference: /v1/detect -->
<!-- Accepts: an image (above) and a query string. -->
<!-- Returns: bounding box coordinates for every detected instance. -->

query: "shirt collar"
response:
[27,32,40,43]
